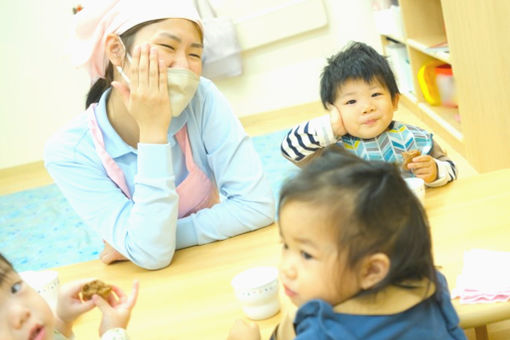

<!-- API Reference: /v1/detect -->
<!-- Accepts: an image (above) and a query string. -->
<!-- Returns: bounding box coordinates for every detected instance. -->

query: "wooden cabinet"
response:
[378,0,510,173]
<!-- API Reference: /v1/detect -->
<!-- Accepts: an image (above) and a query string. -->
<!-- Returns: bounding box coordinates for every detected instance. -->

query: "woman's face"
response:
[130,18,203,76]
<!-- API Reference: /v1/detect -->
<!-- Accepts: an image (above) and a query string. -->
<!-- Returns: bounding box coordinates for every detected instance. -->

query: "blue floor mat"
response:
[0,129,297,271]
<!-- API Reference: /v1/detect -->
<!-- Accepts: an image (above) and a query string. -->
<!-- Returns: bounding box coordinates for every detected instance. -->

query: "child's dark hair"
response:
[278,145,438,296]
[0,253,15,286]
[320,41,399,109]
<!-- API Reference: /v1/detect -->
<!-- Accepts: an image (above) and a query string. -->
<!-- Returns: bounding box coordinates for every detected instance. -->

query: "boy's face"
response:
[0,269,55,340]
[278,200,360,307]
[333,78,399,139]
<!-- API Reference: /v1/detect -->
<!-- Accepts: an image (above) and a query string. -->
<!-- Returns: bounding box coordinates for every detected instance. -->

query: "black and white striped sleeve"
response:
[280,114,337,163]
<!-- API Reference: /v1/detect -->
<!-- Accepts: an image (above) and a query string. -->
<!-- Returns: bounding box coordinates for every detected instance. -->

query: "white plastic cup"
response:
[19,270,60,311]
[231,266,280,320]
[405,177,425,204]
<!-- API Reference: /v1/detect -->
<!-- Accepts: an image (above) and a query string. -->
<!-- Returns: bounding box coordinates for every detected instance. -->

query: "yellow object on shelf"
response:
[417,60,443,105]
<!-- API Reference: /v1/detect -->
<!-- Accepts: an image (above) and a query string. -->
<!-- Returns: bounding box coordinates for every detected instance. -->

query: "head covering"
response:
[71,0,202,82]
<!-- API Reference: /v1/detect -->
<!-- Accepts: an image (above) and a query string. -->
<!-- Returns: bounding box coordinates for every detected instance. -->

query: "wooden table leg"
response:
[474,325,489,340]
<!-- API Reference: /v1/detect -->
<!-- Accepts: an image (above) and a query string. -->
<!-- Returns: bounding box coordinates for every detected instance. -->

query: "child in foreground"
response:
[228,146,466,339]
[0,253,138,340]
[281,41,457,187]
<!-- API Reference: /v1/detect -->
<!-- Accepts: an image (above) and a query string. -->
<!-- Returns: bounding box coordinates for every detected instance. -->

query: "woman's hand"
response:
[55,279,97,337]
[227,319,261,340]
[93,280,139,336]
[327,104,346,138]
[406,155,438,183]
[112,43,171,144]
[100,241,128,265]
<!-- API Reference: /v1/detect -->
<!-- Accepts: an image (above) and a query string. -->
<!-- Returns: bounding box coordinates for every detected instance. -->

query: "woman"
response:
[44,0,275,270]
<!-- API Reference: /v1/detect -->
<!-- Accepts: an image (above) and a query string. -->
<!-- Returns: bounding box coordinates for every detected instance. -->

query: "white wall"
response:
[212,0,380,115]
[0,1,89,169]
[0,0,378,169]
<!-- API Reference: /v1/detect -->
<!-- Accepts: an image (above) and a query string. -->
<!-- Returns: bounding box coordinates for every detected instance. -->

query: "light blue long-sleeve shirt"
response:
[44,78,275,270]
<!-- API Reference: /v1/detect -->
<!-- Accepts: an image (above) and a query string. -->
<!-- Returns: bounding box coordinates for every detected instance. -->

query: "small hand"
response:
[93,280,139,336]
[55,278,97,337]
[100,242,128,265]
[406,155,438,183]
[327,104,346,138]
[111,44,171,144]
[227,319,261,340]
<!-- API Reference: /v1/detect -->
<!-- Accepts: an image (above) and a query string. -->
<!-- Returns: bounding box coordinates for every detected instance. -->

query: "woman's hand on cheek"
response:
[407,155,438,183]
[112,44,171,144]
[55,279,96,337]
[227,319,261,340]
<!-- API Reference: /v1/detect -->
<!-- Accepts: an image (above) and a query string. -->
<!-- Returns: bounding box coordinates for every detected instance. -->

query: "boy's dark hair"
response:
[0,253,15,286]
[278,145,438,296]
[320,41,399,109]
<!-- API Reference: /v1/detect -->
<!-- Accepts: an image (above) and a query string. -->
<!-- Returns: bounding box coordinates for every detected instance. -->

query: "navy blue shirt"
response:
[293,274,466,340]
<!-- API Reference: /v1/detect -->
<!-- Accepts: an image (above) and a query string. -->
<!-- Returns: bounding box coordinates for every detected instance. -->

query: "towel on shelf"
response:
[452,249,510,304]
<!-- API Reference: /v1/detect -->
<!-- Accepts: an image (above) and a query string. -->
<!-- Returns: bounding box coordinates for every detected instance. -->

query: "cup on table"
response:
[231,266,280,320]
[405,177,425,204]
[20,270,60,311]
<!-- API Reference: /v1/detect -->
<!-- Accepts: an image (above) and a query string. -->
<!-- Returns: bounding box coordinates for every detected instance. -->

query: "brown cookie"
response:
[402,150,421,170]
[81,280,112,301]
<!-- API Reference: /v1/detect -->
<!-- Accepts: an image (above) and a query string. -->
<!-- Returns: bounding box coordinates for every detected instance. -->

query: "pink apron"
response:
[87,104,219,218]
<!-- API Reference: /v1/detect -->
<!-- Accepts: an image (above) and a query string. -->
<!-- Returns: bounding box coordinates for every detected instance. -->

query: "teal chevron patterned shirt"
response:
[281,115,457,187]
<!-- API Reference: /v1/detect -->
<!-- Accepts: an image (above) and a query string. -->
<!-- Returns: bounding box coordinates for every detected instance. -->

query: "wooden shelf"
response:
[417,103,462,141]
[407,38,450,64]
[381,34,405,45]
[379,0,510,172]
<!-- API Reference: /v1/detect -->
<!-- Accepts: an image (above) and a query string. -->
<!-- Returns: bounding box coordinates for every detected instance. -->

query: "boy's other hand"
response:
[327,104,346,138]
[406,155,438,183]
[227,319,261,340]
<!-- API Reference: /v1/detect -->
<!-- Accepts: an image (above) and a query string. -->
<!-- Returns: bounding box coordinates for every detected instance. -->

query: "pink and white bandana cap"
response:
[70,0,203,82]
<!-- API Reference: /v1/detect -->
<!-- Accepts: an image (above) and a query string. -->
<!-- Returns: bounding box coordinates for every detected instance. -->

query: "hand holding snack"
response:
[402,150,421,170]
[55,279,97,337]
[407,154,438,183]
[93,280,140,336]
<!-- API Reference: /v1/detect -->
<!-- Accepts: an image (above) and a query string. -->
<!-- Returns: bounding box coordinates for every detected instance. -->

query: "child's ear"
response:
[105,34,126,67]
[392,93,400,110]
[358,253,390,290]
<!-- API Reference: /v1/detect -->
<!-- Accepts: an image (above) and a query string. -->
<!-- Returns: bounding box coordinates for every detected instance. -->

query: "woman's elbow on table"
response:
[127,242,176,270]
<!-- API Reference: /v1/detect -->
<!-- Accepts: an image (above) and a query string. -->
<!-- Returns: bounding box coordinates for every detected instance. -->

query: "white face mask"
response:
[116,54,200,117]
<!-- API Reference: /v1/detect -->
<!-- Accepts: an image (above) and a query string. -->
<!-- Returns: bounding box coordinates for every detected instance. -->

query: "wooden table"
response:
[425,168,510,339]
[55,169,510,340]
